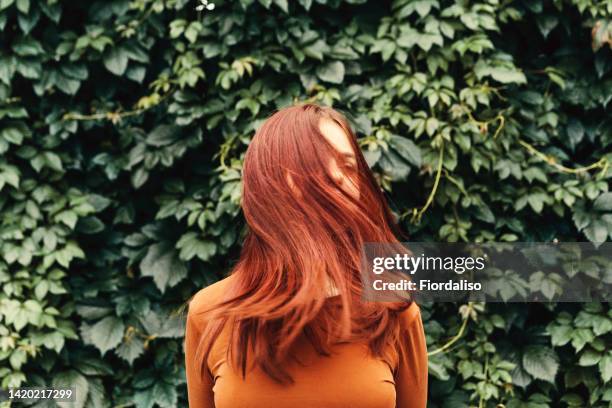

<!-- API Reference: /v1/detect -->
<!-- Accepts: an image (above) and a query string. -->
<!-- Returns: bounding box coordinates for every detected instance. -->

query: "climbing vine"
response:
[0,0,610,407]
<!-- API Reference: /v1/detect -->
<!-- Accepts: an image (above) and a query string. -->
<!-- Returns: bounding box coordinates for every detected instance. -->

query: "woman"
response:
[184,103,428,407]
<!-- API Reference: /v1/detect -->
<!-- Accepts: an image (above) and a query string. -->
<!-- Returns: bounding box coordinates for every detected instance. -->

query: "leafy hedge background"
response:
[0,0,611,407]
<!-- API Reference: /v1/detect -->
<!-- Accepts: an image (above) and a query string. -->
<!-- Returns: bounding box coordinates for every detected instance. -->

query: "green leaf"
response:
[536,14,558,38]
[55,210,78,229]
[139,311,183,339]
[378,148,411,181]
[522,346,559,383]
[103,47,129,76]
[76,216,105,234]
[363,149,381,168]
[134,387,156,408]
[39,1,61,22]
[566,119,584,150]
[116,336,145,365]
[489,67,527,84]
[570,328,594,352]
[177,232,217,261]
[273,0,288,12]
[548,323,572,347]
[152,380,178,407]
[12,36,44,56]
[139,242,188,293]
[316,61,345,84]
[44,151,63,171]
[88,194,112,212]
[15,0,28,13]
[583,222,608,243]
[389,134,422,167]
[85,378,107,408]
[52,370,88,408]
[560,394,584,407]
[594,192,612,211]
[73,358,114,376]
[131,167,149,189]
[146,124,181,147]
[600,352,612,383]
[578,348,602,366]
[84,316,125,355]
[0,0,14,11]
[1,126,24,145]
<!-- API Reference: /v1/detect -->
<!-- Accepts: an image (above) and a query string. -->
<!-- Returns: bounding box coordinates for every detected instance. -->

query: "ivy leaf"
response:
[297,0,312,10]
[44,151,63,172]
[177,232,217,261]
[103,47,129,76]
[522,346,559,383]
[378,148,411,181]
[52,370,88,408]
[1,126,24,145]
[55,210,78,229]
[548,323,572,347]
[273,0,288,12]
[560,394,584,407]
[316,61,345,84]
[116,336,145,365]
[146,125,181,147]
[139,310,184,339]
[153,380,178,407]
[16,0,29,13]
[363,149,381,168]
[600,352,612,383]
[131,167,149,189]
[134,387,156,408]
[489,67,527,84]
[428,356,450,380]
[139,242,188,293]
[536,15,558,38]
[12,36,44,56]
[76,216,105,234]
[594,192,612,211]
[571,328,594,352]
[578,348,602,366]
[566,119,584,151]
[583,222,608,243]
[85,378,107,408]
[83,316,125,356]
[73,358,113,376]
[389,134,422,167]
[88,194,112,212]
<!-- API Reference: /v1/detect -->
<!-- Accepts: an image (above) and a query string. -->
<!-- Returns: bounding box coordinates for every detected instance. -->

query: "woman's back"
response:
[184,277,428,408]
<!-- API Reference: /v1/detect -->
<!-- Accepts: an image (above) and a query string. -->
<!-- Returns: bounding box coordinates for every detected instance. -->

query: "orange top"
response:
[184,278,428,408]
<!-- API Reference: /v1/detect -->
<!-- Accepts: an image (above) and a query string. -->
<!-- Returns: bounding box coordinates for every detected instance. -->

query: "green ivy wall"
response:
[0,0,611,407]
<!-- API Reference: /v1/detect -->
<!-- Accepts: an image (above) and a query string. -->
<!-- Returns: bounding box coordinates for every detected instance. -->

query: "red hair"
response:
[194,103,411,383]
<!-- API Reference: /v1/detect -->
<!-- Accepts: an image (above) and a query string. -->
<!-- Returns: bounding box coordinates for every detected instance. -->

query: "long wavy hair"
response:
[194,103,411,384]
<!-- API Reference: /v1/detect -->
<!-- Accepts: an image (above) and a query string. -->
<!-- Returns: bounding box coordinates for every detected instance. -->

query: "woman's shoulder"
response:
[398,301,422,328]
[187,275,235,328]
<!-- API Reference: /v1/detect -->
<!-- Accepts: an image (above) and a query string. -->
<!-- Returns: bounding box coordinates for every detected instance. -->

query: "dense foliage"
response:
[0,0,611,406]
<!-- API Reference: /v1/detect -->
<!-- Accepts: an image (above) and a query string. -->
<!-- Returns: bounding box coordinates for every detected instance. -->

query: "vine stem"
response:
[410,143,444,223]
[62,88,175,123]
[465,105,608,175]
[427,302,473,357]
[518,139,608,174]
[443,169,468,197]
[463,105,506,139]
